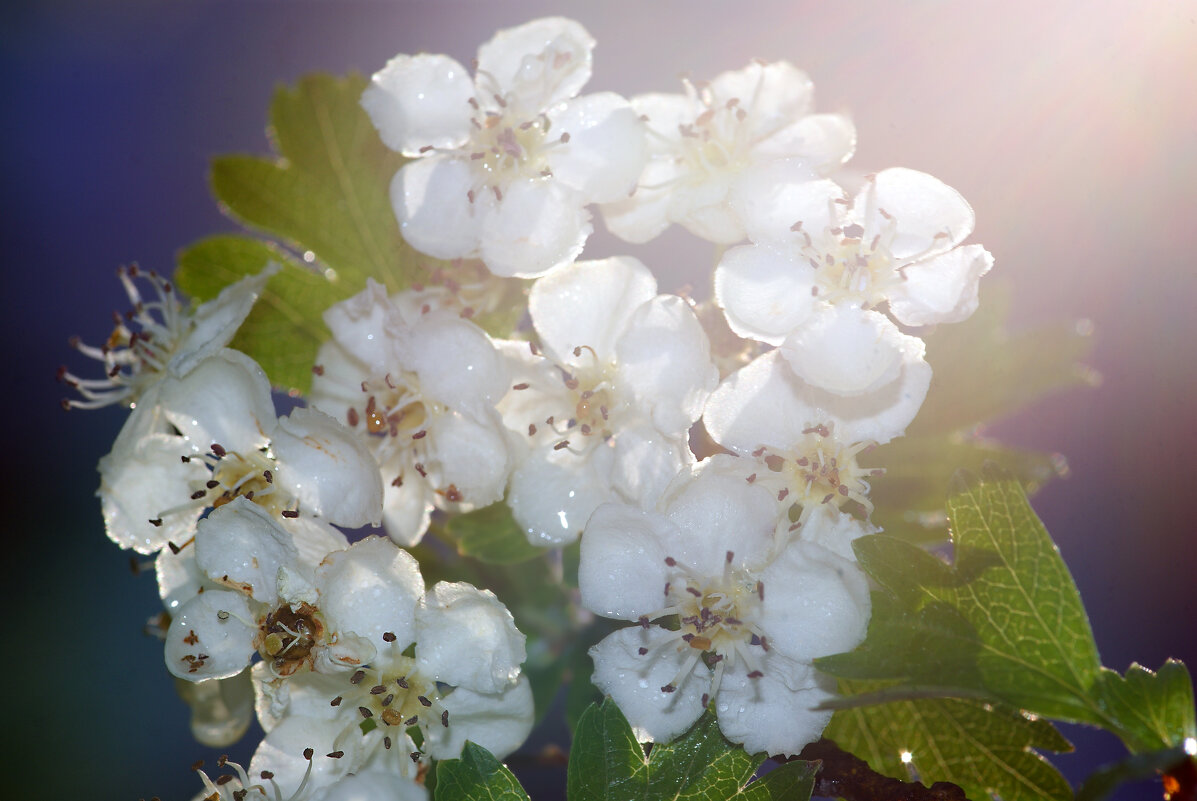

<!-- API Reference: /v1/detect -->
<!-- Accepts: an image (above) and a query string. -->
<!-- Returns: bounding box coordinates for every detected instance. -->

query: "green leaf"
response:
[439,502,545,565]
[820,466,1197,758]
[869,433,1066,545]
[435,741,530,801]
[825,680,1073,801]
[566,699,814,801]
[1092,660,1197,753]
[174,234,345,393]
[909,283,1097,436]
[212,73,424,292]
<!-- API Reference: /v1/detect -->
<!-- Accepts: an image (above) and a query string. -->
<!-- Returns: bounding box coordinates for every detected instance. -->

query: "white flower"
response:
[600,60,855,245]
[703,349,926,544]
[715,167,992,394]
[250,536,534,789]
[497,256,718,546]
[60,262,277,410]
[97,350,383,554]
[310,280,513,547]
[579,458,870,756]
[193,753,428,801]
[362,17,647,278]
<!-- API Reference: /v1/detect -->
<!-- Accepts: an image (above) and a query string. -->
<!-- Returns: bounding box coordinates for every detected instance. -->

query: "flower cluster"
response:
[63,15,993,793]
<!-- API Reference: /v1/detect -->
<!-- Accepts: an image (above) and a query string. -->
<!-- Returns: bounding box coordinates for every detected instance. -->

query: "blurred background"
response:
[1,1,1194,798]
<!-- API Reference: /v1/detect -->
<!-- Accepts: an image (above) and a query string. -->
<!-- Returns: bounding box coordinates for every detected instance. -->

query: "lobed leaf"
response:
[435,741,530,801]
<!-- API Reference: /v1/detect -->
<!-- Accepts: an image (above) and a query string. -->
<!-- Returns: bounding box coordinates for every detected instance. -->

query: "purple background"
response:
[3,1,1194,798]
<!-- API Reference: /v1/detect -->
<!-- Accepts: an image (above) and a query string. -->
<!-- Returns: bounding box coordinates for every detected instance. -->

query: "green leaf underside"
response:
[567,699,815,801]
[819,466,1197,757]
[909,282,1096,437]
[435,741,530,801]
[175,235,341,394]
[869,434,1064,545]
[181,73,453,392]
[439,502,545,565]
[825,680,1073,801]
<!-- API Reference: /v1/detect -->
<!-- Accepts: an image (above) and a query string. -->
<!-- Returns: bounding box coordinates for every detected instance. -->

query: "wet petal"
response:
[889,244,994,326]
[416,582,526,694]
[546,92,647,203]
[578,503,673,620]
[170,263,279,377]
[317,536,424,652]
[159,350,275,455]
[393,156,484,262]
[780,305,908,396]
[165,589,256,681]
[857,167,975,261]
[714,244,817,345]
[98,431,204,553]
[362,53,474,155]
[422,676,534,761]
[479,179,592,278]
[507,445,612,546]
[195,497,298,601]
[476,17,594,111]
[716,657,836,756]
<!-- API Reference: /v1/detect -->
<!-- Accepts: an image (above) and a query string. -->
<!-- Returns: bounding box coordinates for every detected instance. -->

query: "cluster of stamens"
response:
[747,423,881,527]
[260,603,323,677]
[521,342,620,455]
[638,550,769,703]
[59,264,187,410]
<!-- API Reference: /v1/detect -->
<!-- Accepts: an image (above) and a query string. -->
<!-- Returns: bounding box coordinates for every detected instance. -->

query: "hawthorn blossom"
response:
[250,537,533,796]
[310,280,513,546]
[579,457,870,756]
[362,17,647,277]
[60,263,276,410]
[703,348,927,549]
[98,350,382,554]
[715,167,992,395]
[193,755,428,801]
[601,60,854,245]
[497,256,717,546]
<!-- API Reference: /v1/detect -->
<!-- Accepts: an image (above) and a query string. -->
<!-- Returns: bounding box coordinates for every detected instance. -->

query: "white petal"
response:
[362,53,473,155]
[615,295,718,433]
[312,771,429,801]
[272,407,383,528]
[529,255,657,366]
[98,432,204,553]
[422,676,535,761]
[547,92,647,203]
[476,17,594,111]
[310,340,372,423]
[731,171,843,249]
[889,244,994,326]
[796,505,876,562]
[479,179,591,278]
[780,305,907,396]
[605,424,690,511]
[381,454,434,547]
[507,445,612,546]
[322,279,395,374]
[416,582,526,694]
[660,457,778,574]
[156,543,204,613]
[589,626,706,743]
[754,113,857,172]
[317,536,424,652]
[278,515,349,577]
[195,497,298,600]
[394,311,509,411]
[578,503,673,620]
[758,541,871,661]
[394,156,484,261]
[170,263,279,377]
[159,350,275,455]
[714,244,816,345]
[674,172,744,245]
[250,716,361,798]
[599,159,680,244]
[857,168,975,261]
[165,589,257,681]
[425,410,512,507]
[715,657,835,756]
[711,61,814,141]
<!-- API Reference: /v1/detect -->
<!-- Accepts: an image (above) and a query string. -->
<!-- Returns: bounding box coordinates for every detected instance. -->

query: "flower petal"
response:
[425,410,512,508]
[362,53,474,156]
[578,502,673,620]
[416,582,526,694]
[317,536,425,652]
[507,445,612,546]
[98,431,205,553]
[159,350,275,455]
[476,17,594,111]
[599,158,681,244]
[758,541,871,661]
[589,626,706,743]
[322,279,395,374]
[422,676,535,761]
[479,179,592,278]
[393,311,509,411]
[165,589,257,681]
[529,255,657,367]
[731,170,842,249]
[780,305,907,396]
[615,295,718,434]
[175,668,255,748]
[195,497,298,601]
[546,92,646,203]
[857,167,975,261]
[170,263,279,377]
[754,113,857,171]
[889,244,994,326]
[714,244,817,346]
[393,156,484,262]
[272,407,384,528]
[711,61,814,141]
[250,716,361,799]
[715,657,836,756]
